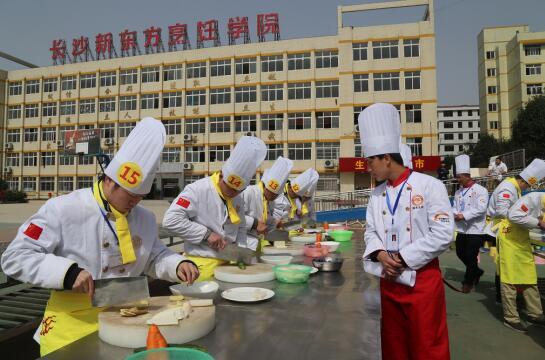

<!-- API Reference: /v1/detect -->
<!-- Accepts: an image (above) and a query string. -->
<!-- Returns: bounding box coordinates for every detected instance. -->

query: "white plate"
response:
[169,281,219,299]
[221,287,275,303]
[310,267,319,274]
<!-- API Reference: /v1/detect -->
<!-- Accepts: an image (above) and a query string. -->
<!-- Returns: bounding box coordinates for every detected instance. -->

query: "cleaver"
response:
[216,243,255,264]
[92,276,150,307]
[266,229,290,242]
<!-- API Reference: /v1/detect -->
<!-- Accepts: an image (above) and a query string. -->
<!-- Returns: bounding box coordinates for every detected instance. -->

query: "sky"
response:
[1,0,544,105]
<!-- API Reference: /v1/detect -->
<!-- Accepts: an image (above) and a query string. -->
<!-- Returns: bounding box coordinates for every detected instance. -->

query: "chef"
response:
[242,156,293,250]
[452,154,489,293]
[0,118,199,356]
[361,103,453,360]
[276,168,319,222]
[162,136,267,280]
[298,170,320,223]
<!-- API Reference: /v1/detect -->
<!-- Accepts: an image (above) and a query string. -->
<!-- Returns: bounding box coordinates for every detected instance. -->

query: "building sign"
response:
[49,13,280,65]
[339,156,441,173]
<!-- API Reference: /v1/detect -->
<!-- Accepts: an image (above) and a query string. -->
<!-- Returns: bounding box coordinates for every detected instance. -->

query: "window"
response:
[287,53,311,70]
[41,152,56,167]
[24,128,38,142]
[185,118,205,134]
[119,122,136,137]
[443,111,453,117]
[374,72,400,91]
[186,62,207,78]
[235,57,256,74]
[524,45,541,56]
[444,134,454,140]
[265,143,284,160]
[353,43,368,61]
[287,82,311,100]
[487,86,497,94]
[316,142,340,160]
[261,114,283,131]
[261,55,283,72]
[316,111,339,129]
[315,50,338,68]
[6,178,18,191]
[78,155,94,165]
[6,153,20,167]
[185,146,205,163]
[209,116,231,133]
[235,86,257,103]
[141,93,160,109]
[58,177,74,192]
[288,143,312,160]
[77,176,94,189]
[210,87,231,105]
[526,64,542,76]
[354,74,369,92]
[234,115,257,132]
[23,177,36,192]
[354,140,363,158]
[316,80,339,98]
[59,126,75,143]
[43,78,58,92]
[141,66,160,83]
[405,104,422,123]
[288,112,311,130]
[120,69,138,85]
[487,68,496,77]
[469,133,474,140]
[99,71,117,87]
[457,122,463,128]
[23,152,37,166]
[9,81,22,96]
[163,119,182,135]
[8,105,21,119]
[80,74,96,89]
[486,50,496,59]
[186,90,206,106]
[41,102,57,117]
[163,92,182,108]
[210,60,231,77]
[261,84,283,101]
[406,137,422,156]
[41,127,56,142]
[79,124,94,130]
[373,40,398,59]
[60,101,76,115]
[7,129,21,143]
[163,64,183,81]
[209,145,231,162]
[404,71,421,90]
[317,174,340,192]
[79,99,96,114]
[490,121,498,130]
[99,97,116,112]
[457,110,463,117]
[99,124,115,139]
[183,175,205,187]
[527,84,543,95]
[403,39,419,57]
[468,110,473,116]
[162,147,181,163]
[26,80,40,94]
[119,95,137,111]
[458,134,463,140]
[488,103,497,112]
[444,145,454,152]
[468,121,474,128]
[25,104,39,118]
[59,155,74,168]
[61,76,77,90]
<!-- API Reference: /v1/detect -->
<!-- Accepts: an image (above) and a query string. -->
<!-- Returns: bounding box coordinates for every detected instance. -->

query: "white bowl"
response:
[319,241,340,252]
[290,235,315,244]
[169,281,219,299]
[260,255,293,265]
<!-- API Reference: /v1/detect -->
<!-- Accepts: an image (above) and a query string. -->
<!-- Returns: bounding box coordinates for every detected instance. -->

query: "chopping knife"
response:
[216,243,255,264]
[265,229,290,242]
[92,276,150,307]
[282,219,303,231]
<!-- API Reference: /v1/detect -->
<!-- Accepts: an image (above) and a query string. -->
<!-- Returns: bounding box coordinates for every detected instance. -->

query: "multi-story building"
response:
[437,105,480,157]
[1,0,438,199]
[478,25,545,139]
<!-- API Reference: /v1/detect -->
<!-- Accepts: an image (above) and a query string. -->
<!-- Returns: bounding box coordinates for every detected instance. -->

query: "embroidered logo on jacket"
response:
[176,197,191,208]
[433,212,450,223]
[40,315,57,336]
[24,223,43,241]
[412,195,424,206]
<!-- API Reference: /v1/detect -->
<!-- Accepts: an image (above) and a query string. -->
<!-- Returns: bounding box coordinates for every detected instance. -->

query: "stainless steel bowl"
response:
[312,254,344,272]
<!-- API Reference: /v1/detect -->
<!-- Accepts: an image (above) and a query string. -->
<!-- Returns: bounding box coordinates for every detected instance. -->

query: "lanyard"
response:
[461,184,473,197]
[386,180,408,226]
[92,187,120,245]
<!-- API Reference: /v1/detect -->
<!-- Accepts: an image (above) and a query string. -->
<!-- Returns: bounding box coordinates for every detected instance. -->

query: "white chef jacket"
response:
[487,179,520,220]
[0,189,185,289]
[162,176,248,257]
[508,191,544,229]
[490,162,508,181]
[241,184,280,249]
[452,182,488,234]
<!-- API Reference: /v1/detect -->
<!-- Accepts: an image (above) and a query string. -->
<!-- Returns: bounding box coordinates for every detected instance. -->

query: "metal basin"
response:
[312,254,344,272]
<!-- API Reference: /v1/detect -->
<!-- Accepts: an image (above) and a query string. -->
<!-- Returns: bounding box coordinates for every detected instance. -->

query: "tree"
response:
[467,133,509,168]
[511,95,545,161]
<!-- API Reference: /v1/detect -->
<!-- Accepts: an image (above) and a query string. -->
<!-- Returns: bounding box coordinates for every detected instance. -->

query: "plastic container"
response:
[126,347,215,360]
[169,281,219,299]
[319,241,340,252]
[273,264,313,284]
[328,230,354,242]
[304,244,330,258]
[260,255,293,265]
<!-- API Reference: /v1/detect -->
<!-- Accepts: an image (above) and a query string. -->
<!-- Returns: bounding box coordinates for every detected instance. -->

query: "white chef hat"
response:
[358,103,401,157]
[222,136,267,191]
[520,159,545,186]
[262,156,293,195]
[455,154,471,175]
[291,168,319,196]
[104,117,165,195]
[304,169,320,197]
[400,143,413,170]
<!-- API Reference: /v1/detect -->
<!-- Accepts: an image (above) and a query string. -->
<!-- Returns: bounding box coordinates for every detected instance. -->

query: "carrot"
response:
[146,324,168,349]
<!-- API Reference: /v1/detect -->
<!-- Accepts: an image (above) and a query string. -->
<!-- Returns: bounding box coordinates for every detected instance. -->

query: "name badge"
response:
[460,200,465,211]
[386,225,400,253]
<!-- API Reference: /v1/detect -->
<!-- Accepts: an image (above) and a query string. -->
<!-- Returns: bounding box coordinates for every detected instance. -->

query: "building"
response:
[1,0,438,199]
[478,25,545,139]
[437,105,480,157]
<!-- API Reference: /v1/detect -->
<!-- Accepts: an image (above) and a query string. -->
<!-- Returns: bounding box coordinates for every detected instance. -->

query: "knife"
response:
[266,229,290,242]
[216,243,255,264]
[92,276,150,307]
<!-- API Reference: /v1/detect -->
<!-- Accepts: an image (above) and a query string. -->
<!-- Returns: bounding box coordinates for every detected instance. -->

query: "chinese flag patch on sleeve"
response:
[502,193,511,199]
[24,223,43,241]
[520,204,529,213]
[176,197,191,209]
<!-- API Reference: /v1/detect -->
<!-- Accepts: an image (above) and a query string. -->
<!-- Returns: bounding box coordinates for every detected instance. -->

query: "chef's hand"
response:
[376,251,404,279]
[538,219,545,231]
[72,270,94,297]
[454,213,465,221]
[276,220,284,229]
[207,232,227,250]
[177,261,199,285]
[256,220,268,235]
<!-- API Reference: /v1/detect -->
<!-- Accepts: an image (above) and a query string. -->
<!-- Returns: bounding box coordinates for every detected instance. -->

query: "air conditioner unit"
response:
[183,163,194,170]
[354,124,359,133]
[183,134,192,142]
[57,140,64,147]
[245,131,257,137]
[104,138,114,146]
[4,143,13,150]
[324,160,336,169]
[4,167,12,174]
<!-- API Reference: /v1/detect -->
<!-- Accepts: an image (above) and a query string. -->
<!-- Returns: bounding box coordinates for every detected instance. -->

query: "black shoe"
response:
[474,269,485,286]
[527,316,545,327]
[503,320,527,333]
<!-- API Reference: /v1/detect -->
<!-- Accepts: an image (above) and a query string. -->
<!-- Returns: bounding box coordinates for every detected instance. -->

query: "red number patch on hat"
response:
[520,204,529,212]
[24,223,43,241]
[117,162,142,188]
[502,193,510,199]
[176,197,191,208]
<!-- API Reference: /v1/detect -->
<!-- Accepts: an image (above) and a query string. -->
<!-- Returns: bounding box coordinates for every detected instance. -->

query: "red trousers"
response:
[380,258,450,360]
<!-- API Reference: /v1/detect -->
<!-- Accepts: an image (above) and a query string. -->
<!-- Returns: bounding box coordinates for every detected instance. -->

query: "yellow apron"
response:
[184,255,227,281]
[39,291,103,356]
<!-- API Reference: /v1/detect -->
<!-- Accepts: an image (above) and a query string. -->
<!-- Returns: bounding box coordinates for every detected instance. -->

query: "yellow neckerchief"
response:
[301,200,310,216]
[258,181,268,222]
[210,172,240,224]
[284,183,298,219]
[505,177,521,198]
[92,181,136,264]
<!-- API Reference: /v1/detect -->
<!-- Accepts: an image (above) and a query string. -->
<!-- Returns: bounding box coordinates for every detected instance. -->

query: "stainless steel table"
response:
[43,233,381,360]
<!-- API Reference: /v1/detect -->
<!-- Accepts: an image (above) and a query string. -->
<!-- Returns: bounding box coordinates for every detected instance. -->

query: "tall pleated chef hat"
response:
[304,170,320,197]
[520,159,545,186]
[400,143,413,170]
[222,136,267,191]
[455,154,471,175]
[105,117,165,195]
[262,156,294,195]
[358,103,401,157]
[291,168,319,196]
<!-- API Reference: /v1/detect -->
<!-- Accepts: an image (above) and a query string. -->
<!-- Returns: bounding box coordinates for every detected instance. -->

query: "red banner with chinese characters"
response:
[339,156,441,173]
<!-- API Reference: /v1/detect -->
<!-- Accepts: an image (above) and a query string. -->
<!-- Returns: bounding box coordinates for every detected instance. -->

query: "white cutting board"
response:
[214,263,275,283]
[98,296,215,348]
[262,243,305,256]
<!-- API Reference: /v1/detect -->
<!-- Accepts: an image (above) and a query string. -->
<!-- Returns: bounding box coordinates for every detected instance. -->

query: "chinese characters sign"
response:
[339,156,441,173]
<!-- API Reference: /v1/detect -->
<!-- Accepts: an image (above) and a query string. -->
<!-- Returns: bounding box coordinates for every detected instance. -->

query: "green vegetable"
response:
[237,261,246,270]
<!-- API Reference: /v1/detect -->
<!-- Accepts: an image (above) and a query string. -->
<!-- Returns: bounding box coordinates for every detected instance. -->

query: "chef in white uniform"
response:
[162,136,267,281]
[276,168,319,222]
[242,156,293,249]
[361,103,453,360]
[0,118,199,356]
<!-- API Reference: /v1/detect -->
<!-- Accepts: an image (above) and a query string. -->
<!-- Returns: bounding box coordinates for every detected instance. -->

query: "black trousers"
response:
[456,233,484,285]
